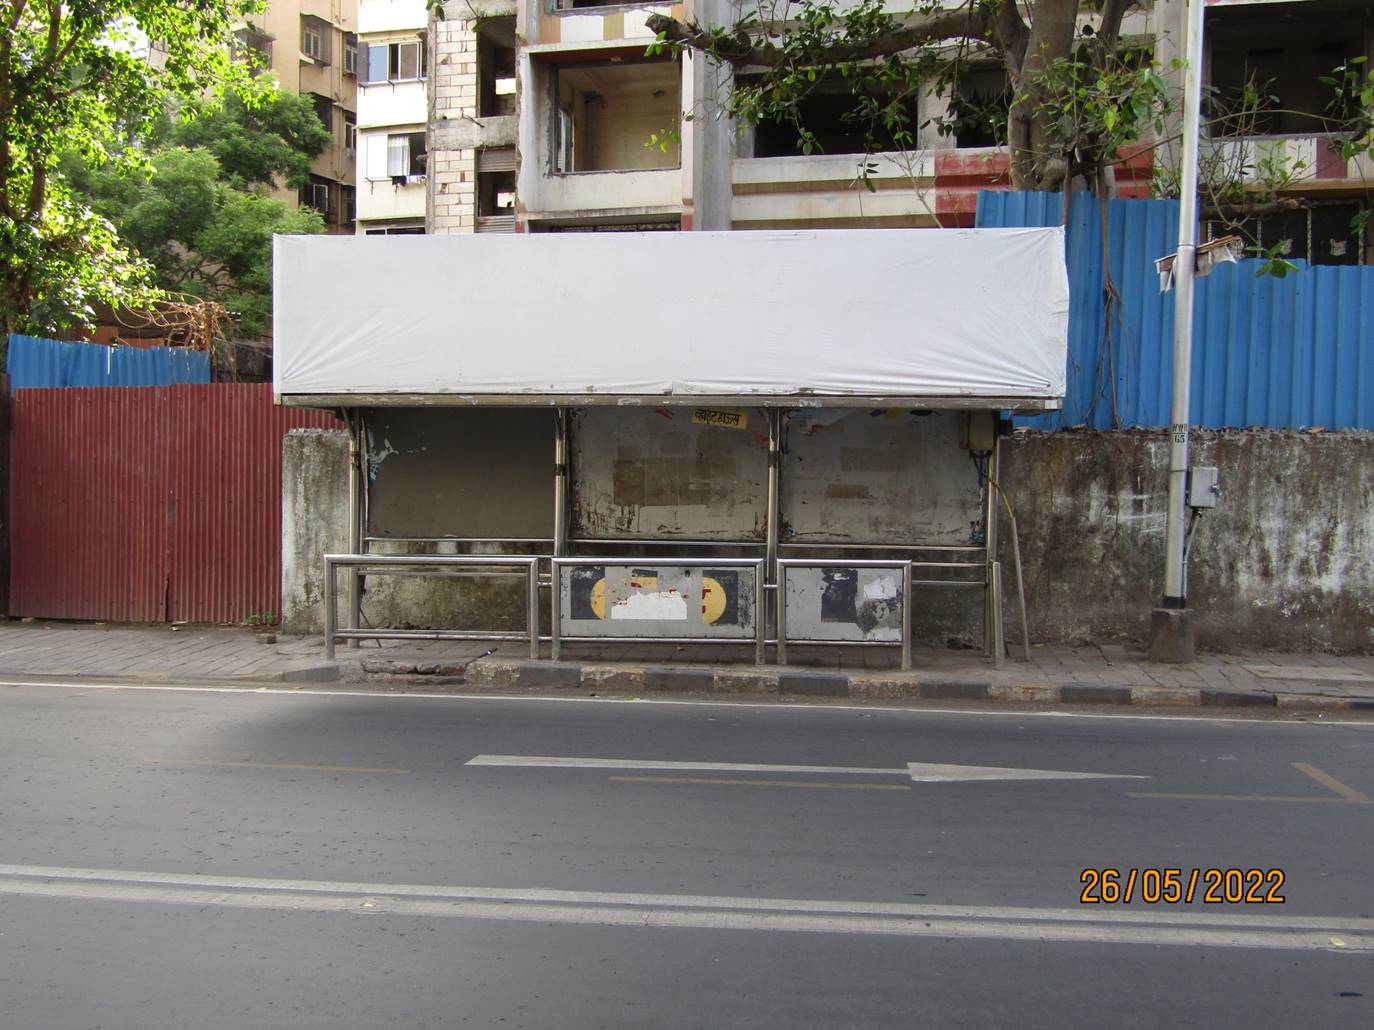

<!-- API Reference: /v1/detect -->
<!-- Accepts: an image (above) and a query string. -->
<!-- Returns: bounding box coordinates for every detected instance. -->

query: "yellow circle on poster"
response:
[701,576,727,624]
[589,578,606,620]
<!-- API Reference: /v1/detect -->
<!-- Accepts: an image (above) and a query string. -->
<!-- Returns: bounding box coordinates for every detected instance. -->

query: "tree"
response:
[170,88,332,191]
[0,0,262,334]
[67,143,325,338]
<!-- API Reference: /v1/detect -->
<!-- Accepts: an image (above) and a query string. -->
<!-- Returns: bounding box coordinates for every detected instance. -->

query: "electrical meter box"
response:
[1188,466,1220,508]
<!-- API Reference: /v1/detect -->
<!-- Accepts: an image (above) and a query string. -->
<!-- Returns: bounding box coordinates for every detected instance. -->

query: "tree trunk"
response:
[1003,0,1079,190]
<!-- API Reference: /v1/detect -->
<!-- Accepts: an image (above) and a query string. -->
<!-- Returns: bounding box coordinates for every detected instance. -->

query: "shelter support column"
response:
[984,437,1003,665]
[345,412,364,648]
[554,409,569,557]
[766,409,782,657]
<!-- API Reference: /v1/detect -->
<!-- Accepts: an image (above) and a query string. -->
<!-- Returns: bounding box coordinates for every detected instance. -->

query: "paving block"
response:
[280,663,340,683]
[919,681,990,701]
[777,671,848,697]
[1129,686,1202,706]
[515,662,584,688]
[1200,687,1276,707]
[643,667,716,693]
[1059,684,1133,705]
[581,667,648,694]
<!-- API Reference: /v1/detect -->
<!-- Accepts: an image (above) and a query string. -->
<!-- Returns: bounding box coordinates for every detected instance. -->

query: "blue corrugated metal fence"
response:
[976,191,1374,430]
[6,334,211,389]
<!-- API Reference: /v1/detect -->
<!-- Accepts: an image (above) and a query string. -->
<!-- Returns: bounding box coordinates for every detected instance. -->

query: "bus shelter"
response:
[274,228,1068,666]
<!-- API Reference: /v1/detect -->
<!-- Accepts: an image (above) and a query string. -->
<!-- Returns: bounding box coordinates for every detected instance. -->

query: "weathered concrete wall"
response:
[282,429,529,636]
[284,427,1374,653]
[998,429,1374,653]
[282,430,350,635]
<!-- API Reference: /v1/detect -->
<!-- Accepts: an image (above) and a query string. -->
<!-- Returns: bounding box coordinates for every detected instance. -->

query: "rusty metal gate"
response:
[9,384,339,622]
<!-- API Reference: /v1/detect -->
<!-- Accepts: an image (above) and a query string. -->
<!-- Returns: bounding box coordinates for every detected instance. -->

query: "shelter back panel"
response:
[364,408,555,539]
[570,408,768,541]
[781,410,982,545]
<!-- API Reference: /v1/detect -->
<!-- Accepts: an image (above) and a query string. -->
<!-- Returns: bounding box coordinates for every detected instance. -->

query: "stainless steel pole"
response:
[775,562,788,666]
[527,560,540,660]
[753,560,766,666]
[346,413,362,648]
[901,561,913,671]
[550,560,562,662]
[1158,0,1205,642]
[324,556,336,660]
[983,437,1001,659]
[766,408,781,648]
[553,409,568,558]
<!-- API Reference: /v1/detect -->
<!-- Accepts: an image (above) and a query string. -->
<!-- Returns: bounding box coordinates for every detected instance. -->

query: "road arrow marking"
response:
[906,762,1148,782]
[466,754,1147,783]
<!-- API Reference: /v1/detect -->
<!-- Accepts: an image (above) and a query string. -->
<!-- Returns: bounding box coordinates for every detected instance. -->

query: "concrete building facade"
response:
[417,0,1371,259]
[355,0,429,234]
[238,0,359,233]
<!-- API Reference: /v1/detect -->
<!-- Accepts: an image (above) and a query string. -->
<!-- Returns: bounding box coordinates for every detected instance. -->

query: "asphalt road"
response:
[1,679,1371,1029]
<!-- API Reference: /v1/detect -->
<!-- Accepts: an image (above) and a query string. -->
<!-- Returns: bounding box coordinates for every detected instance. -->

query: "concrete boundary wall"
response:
[999,429,1374,653]
[283,428,1374,653]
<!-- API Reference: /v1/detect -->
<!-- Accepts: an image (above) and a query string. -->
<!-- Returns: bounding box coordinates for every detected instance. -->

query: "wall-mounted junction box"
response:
[1188,466,1220,508]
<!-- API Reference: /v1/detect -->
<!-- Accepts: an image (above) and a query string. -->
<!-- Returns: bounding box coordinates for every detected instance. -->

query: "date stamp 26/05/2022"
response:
[1080,868,1285,904]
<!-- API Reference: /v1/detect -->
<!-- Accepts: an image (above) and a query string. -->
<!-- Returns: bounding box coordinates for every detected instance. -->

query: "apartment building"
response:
[238,0,358,233]
[356,0,429,234]
[423,0,1371,261]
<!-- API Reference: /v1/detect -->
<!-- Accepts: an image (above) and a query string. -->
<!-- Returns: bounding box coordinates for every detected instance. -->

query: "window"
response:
[363,40,426,83]
[343,33,358,76]
[745,73,922,158]
[366,132,427,181]
[311,93,334,138]
[548,59,680,173]
[303,181,330,214]
[1214,202,1368,266]
[343,185,356,226]
[948,67,1010,149]
[1207,9,1362,137]
[478,170,515,217]
[344,112,357,153]
[300,16,331,65]
[233,26,273,67]
[364,225,425,235]
[478,18,517,119]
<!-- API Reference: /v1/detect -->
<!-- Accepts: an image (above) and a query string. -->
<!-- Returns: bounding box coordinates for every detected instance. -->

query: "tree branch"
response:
[1096,0,1136,50]
[1201,195,1304,223]
[644,7,994,69]
[988,0,1028,81]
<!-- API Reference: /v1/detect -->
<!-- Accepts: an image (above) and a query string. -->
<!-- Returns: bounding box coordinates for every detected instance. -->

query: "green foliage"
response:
[1032,44,1170,179]
[0,0,266,334]
[0,177,159,334]
[68,143,324,338]
[1253,242,1301,280]
[171,86,332,190]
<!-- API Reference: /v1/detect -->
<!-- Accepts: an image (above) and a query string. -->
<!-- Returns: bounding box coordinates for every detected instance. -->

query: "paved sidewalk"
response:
[2,620,1373,713]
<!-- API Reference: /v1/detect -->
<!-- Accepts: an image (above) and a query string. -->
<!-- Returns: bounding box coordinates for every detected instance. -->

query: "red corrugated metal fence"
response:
[9,384,340,622]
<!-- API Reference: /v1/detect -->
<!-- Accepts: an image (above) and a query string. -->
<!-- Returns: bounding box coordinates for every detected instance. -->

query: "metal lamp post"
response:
[1150,0,1206,664]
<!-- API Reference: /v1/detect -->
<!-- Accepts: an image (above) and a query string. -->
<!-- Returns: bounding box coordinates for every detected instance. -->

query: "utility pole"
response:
[1150,0,1205,664]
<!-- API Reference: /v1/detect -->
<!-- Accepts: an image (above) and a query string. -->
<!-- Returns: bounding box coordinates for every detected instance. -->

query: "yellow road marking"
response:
[1128,792,1350,804]
[1130,762,1372,805]
[146,758,409,775]
[610,775,910,791]
[1293,763,1373,804]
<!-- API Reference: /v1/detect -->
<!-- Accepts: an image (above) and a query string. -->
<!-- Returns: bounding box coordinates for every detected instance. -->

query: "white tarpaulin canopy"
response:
[273,228,1067,407]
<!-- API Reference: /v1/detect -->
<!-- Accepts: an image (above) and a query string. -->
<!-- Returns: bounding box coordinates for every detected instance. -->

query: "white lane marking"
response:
[906,762,1147,782]
[467,754,1148,783]
[0,864,1366,951]
[0,677,1368,727]
[466,755,898,776]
